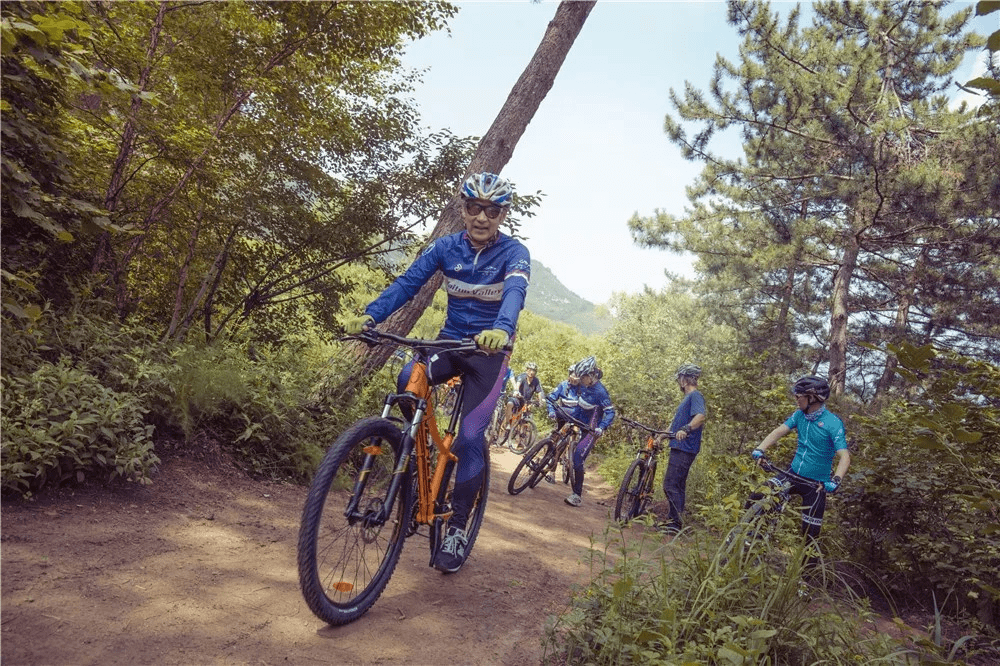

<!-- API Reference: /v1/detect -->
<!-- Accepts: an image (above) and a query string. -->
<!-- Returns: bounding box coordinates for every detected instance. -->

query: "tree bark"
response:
[874,247,926,401]
[323,1,597,404]
[828,229,860,397]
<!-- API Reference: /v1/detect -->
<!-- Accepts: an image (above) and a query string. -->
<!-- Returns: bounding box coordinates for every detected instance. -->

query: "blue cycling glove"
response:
[824,475,842,494]
[751,449,765,460]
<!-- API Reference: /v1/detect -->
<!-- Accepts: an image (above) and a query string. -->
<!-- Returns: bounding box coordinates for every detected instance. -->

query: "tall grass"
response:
[544,518,912,665]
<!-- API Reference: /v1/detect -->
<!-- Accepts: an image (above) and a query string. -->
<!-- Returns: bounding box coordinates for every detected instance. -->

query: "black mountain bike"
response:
[721,455,825,565]
[297,330,500,625]
[613,416,674,523]
[507,399,594,495]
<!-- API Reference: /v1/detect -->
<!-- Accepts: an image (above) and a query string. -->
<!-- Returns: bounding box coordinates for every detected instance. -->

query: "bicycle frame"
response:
[614,416,673,522]
[381,359,464,528]
[352,330,485,553]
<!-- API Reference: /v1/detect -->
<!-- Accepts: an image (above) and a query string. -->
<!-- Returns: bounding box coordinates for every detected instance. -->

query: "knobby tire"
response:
[614,458,646,523]
[720,499,770,568]
[434,445,491,562]
[297,417,411,626]
[507,438,552,495]
[507,420,536,455]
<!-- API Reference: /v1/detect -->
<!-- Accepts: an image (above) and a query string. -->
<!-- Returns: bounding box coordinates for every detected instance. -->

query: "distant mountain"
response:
[525,260,611,335]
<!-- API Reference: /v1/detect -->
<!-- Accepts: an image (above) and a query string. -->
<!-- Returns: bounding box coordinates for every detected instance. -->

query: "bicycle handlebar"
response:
[619,415,674,439]
[546,397,597,434]
[344,329,507,355]
[755,455,821,487]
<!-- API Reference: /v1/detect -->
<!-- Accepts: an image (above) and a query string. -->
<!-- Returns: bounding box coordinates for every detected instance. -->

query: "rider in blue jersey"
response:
[752,376,851,563]
[345,173,530,574]
[547,365,580,428]
[555,356,615,507]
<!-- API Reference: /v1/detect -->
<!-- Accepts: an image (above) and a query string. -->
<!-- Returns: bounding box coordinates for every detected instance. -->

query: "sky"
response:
[401,1,996,305]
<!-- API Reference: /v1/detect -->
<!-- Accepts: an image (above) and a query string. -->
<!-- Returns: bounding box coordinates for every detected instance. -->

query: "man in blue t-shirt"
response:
[661,364,707,535]
[752,375,850,558]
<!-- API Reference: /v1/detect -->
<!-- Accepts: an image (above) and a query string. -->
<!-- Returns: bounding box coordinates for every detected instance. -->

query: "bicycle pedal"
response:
[544,474,555,484]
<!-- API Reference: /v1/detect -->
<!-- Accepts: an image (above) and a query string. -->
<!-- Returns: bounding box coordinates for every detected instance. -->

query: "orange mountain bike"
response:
[488,400,538,455]
[297,330,495,625]
[613,416,674,523]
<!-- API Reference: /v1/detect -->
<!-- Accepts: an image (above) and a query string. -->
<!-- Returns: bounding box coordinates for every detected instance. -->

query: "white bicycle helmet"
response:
[675,363,702,380]
[573,356,599,378]
[461,172,513,207]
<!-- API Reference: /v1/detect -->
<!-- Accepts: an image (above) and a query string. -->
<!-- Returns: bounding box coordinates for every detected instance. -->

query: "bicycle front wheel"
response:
[560,439,576,486]
[507,420,536,455]
[298,417,412,626]
[508,438,553,495]
[614,458,646,523]
[720,499,771,567]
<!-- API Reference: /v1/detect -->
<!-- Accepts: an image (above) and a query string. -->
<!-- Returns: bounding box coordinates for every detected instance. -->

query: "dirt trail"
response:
[2,446,624,665]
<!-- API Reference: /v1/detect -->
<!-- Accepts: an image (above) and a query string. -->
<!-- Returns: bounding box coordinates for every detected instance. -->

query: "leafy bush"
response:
[841,343,1000,630]
[544,522,905,665]
[1,357,158,497]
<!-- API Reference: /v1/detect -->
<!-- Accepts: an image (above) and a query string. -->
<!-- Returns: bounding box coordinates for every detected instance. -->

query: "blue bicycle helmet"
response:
[461,172,513,207]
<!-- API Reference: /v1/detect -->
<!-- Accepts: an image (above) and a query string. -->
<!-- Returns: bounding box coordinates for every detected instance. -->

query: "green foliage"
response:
[1,357,158,497]
[544,523,904,665]
[0,1,124,317]
[841,343,1000,629]
[633,0,999,397]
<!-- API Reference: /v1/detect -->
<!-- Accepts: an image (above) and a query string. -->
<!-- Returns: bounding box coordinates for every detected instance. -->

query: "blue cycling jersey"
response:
[365,231,530,339]
[784,406,848,482]
[549,381,615,431]
[547,380,576,416]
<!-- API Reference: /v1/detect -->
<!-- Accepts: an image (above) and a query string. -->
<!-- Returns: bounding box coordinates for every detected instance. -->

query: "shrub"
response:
[544,522,906,665]
[1,357,158,497]
[841,343,1000,631]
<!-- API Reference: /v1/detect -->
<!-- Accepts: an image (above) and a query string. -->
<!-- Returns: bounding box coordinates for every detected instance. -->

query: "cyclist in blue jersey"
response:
[345,172,530,574]
[547,365,581,430]
[660,364,707,535]
[558,356,615,507]
[751,375,850,564]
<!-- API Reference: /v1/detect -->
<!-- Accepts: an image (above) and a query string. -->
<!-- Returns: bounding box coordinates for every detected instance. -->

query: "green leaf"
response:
[966,77,1000,94]
[975,1,1000,17]
[914,434,947,450]
[951,429,982,444]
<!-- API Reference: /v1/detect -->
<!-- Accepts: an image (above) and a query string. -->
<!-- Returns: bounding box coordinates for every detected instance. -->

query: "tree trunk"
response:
[874,247,926,401]
[91,1,167,302]
[321,0,597,405]
[828,230,860,397]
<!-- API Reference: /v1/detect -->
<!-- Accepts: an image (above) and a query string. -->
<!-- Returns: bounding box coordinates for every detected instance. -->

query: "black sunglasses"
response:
[464,201,504,220]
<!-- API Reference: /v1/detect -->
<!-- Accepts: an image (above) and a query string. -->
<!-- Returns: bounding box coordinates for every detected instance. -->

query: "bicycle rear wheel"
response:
[433,445,491,561]
[298,417,412,626]
[507,438,553,495]
[486,401,504,447]
[614,458,646,523]
[560,437,577,486]
[507,419,536,455]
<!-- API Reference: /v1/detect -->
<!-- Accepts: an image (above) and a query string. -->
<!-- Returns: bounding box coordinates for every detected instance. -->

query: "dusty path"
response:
[2,445,623,665]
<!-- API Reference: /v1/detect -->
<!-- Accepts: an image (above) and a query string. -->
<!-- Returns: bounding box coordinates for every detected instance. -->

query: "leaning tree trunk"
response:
[321,0,597,405]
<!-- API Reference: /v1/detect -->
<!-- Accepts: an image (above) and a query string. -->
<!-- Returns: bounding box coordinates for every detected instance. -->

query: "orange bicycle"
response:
[613,416,674,523]
[489,400,538,455]
[297,330,495,625]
